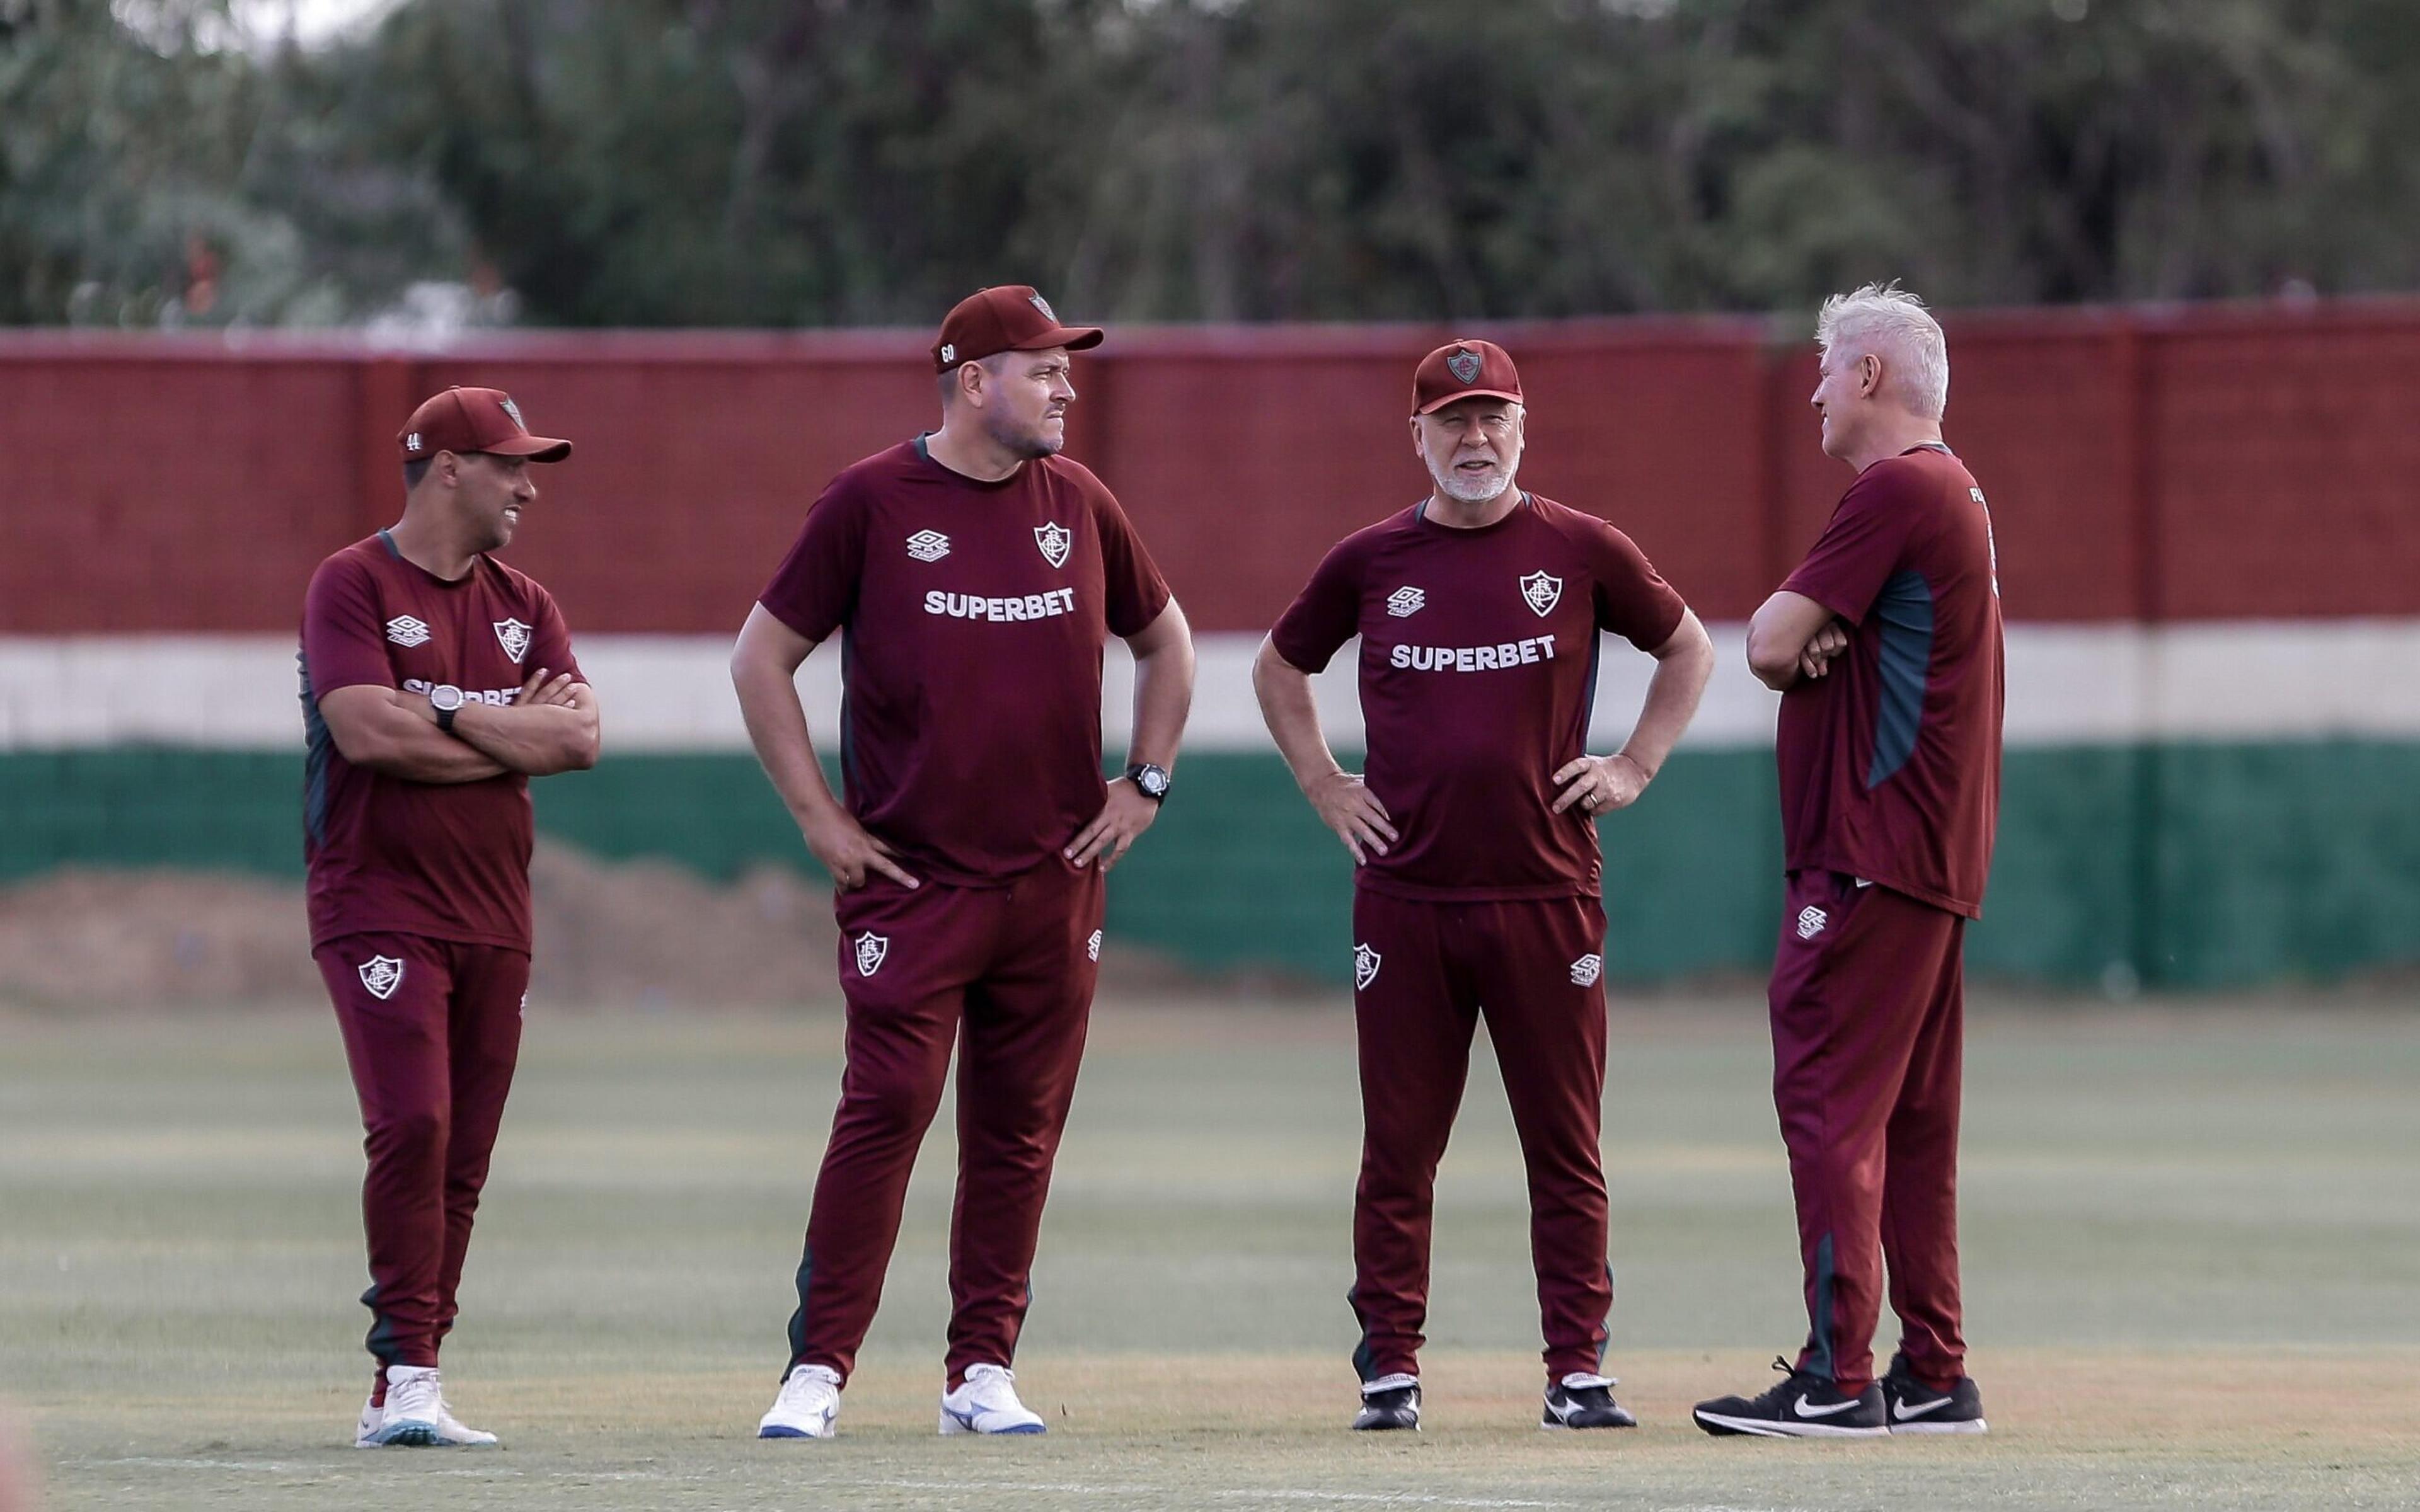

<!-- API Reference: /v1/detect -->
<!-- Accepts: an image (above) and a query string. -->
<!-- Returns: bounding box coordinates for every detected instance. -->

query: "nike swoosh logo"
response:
[1793,1395,1864,1418]
[1892,1397,1951,1421]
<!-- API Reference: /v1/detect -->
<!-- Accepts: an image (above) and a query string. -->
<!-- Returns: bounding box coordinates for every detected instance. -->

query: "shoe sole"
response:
[1693,1410,1889,1439]
[368,1420,439,1447]
[939,1410,1045,1436]
[1540,1418,1637,1430]
[758,1425,835,1440]
[1890,1418,1988,1436]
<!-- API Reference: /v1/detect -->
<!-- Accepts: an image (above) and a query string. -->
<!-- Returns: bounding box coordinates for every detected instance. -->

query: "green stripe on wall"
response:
[4,745,2416,990]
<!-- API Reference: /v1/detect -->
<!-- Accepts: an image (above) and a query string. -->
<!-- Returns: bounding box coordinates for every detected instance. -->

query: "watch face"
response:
[1138,766,1169,796]
[431,684,465,712]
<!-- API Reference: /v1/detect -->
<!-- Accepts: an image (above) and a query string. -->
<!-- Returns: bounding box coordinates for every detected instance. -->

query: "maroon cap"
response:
[1413,339,1523,415]
[396,387,572,464]
[933,285,1103,371]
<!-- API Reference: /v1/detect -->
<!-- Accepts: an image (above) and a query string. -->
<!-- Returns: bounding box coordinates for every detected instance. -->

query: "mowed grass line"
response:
[5,997,2418,1510]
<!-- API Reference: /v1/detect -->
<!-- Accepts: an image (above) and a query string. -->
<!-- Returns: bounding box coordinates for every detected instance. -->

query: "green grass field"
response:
[4,994,2417,1510]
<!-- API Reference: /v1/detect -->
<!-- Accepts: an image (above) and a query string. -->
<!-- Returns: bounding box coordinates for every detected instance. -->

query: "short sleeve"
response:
[1090,481,1172,638]
[528,587,584,685]
[1780,465,1922,626]
[758,473,870,642]
[301,555,396,699]
[1269,538,1367,674]
[1587,522,1687,650]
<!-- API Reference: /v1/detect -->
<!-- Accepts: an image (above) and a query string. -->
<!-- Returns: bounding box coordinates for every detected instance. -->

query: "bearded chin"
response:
[1432,461,1514,504]
[987,413,1064,461]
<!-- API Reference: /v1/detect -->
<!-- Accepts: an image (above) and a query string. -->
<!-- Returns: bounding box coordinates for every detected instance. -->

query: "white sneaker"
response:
[758,1363,843,1440]
[362,1365,498,1447]
[939,1363,1046,1436]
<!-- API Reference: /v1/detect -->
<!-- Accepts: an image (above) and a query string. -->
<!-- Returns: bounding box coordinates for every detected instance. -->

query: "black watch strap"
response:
[435,704,458,734]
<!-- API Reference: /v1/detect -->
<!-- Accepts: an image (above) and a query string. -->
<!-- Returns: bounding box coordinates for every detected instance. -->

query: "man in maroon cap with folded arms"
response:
[299,386,599,1450]
[734,286,1195,1439]
[1256,340,1713,1432]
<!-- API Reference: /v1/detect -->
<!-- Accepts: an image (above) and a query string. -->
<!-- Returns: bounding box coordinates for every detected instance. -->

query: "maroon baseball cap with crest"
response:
[396,387,573,464]
[932,285,1104,371]
[1413,339,1523,415]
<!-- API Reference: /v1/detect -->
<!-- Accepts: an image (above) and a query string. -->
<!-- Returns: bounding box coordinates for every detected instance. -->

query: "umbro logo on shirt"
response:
[1797,906,1829,940]
[1569,954,1603,987]
[385,616,431,648]
[1386,587,1426,618]
[906,530,951,563]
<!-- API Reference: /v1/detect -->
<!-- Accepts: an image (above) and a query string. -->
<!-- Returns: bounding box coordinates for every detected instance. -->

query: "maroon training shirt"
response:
[758,436,1172,886]
[1776,444,2005,918]
[1270,493,1687,901]
[299,531,582,951]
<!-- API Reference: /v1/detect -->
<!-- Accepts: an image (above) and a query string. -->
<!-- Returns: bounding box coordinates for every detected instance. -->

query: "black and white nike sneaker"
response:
[1881,1352,1988,1435]
[1352,1373,1420,1431]
[1693,1356,1887,1438]
[1540,1373,1637,1430]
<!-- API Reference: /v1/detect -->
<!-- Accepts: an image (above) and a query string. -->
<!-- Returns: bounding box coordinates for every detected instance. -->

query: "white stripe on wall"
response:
[5,622,2420,753]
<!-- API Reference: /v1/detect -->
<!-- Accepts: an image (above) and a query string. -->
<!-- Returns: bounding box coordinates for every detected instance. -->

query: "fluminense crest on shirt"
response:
[1796,906,1828,940]
[1519,571,1563,618]
[1568,953,1603,987]
[1035,521,1073,569]
[1086,929,1103,962]
[855,932,889,977]
[1386,586,1426,618]
[357,954,405,1000]
[906,529,951,563]
[1447,348,1482,386]
[492,617,533,664]
[1353,942,1381,991]
[385,615,431,648]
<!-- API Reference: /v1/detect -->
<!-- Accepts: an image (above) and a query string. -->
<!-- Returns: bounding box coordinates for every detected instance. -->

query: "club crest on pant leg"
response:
[1353,942,1381,991]
[1519,571,1563,617]
[357,954,405,1001]
[854,932,889,977]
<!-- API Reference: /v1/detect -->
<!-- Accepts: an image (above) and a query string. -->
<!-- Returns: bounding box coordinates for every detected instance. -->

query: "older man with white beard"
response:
[1255,338,1714,1433]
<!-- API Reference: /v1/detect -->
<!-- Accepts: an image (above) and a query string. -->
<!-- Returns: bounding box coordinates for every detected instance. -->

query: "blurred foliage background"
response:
[6,0,2419,329]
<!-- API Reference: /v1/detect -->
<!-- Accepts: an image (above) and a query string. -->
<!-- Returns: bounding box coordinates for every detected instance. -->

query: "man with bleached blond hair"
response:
[1695,284,2004,1440]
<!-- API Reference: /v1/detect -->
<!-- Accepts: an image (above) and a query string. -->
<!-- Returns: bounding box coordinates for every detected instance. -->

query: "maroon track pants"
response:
[1768,869,1968,1394]
[785,859,1104,1389]
[1347,888,1614,1386]
[316,931,527,1371]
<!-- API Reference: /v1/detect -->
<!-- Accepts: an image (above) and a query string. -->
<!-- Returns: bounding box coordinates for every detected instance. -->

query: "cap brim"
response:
[1023,325,1104,353]
[486,435,574,462]
[1415,387,1523,415]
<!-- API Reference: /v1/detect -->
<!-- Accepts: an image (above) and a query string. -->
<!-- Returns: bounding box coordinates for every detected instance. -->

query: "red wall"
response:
[6,302,2417,635]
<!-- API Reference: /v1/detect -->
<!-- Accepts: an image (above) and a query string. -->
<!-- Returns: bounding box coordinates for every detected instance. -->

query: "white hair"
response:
[1816,282,1949,421]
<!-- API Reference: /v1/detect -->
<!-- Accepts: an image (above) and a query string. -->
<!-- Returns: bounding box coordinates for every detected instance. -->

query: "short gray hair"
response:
[1816,282,1949,421]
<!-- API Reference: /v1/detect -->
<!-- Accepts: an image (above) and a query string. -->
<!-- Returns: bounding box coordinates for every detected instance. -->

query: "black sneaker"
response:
[1352,1373,1420,1431]
[1693,1356,1887,1438]
[1881,1352,1988,1435]
[1540,1373,1637,1430]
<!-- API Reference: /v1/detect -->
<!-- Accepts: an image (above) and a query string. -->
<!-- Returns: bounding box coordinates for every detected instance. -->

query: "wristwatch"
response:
[1124,762,1172,804]
[430,683,466,733]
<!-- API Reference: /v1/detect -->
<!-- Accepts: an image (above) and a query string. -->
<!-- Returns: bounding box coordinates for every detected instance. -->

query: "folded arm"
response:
[1746,590,1849,691]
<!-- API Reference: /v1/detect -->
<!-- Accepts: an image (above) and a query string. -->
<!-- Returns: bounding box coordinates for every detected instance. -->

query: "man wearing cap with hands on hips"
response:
[735,287,1194,1439]
[299,387,599,1448]
[1255,340,1712,1433]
